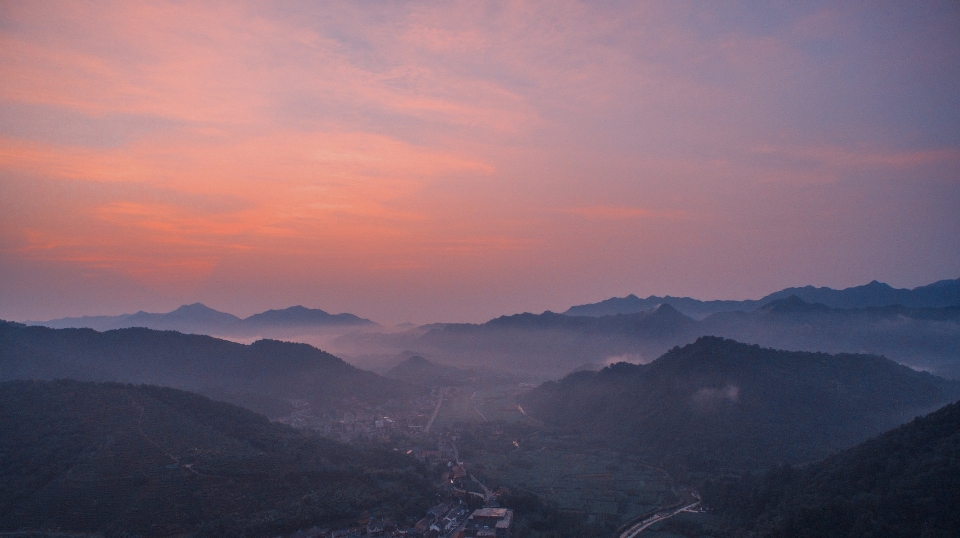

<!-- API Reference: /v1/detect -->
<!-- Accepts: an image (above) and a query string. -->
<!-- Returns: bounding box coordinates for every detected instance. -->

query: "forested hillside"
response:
[521,337,960,474]
[702,399,960,537]
[0,321,414,417]
[0,380,433,538]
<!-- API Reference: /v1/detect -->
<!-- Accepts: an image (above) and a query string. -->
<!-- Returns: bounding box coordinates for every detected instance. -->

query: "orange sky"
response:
[1,1,958,324]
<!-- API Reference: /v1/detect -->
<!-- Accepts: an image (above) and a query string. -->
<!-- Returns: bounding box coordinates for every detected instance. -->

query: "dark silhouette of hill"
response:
[30,302,242,333]
[0,379,433,538]
[412,305,695,375]
[565,294,754,319]
[564,278,960,318]
[27,303,376,338]
[232,305,376,336]
[0,320,412,418]
[520,337,960,474]
[385,355,476,387]
[762,278,960,309]
[702,398,960,537]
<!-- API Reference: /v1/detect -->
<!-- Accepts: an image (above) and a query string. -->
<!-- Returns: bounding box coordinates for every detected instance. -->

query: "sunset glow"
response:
[2,1,958,323]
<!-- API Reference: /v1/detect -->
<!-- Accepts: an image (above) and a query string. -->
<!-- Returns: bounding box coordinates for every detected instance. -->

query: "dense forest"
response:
[702,399,960,537]
[0,380,434,538]
[521,337,960,474]
[0,320,416,417]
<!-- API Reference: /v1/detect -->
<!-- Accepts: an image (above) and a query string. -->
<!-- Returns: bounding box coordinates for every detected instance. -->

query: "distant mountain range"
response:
[0,320,413,418]
[408,304,695,376]
[350,296,960,379]
[696,297,960,378]
[27,303,377,337]
[520,337,960,473]
[703,397,960,537]
[564,278,960,318]
[0,379,432,537]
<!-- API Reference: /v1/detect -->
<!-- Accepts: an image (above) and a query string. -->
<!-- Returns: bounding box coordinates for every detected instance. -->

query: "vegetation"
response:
[521,337,960,474]
[702,399,960,537]
[0,379,434,538]
[0,320,417,417]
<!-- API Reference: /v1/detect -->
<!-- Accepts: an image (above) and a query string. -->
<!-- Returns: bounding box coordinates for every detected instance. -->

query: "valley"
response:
[4,278,960,537]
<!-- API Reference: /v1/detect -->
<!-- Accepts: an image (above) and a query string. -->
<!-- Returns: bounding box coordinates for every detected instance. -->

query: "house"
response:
[464,508,512,538]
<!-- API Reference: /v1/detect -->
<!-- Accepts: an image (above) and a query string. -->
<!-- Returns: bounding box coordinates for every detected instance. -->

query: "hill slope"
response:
[0,320,412,418]
[0,380,433,538]
[520,337,960,473]
[703,398,960,537]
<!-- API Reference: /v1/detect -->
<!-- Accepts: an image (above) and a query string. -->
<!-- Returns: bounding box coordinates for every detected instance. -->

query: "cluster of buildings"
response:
[274,391,451,444]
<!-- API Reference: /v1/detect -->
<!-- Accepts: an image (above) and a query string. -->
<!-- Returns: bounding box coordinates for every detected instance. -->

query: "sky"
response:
[1,1,958,324]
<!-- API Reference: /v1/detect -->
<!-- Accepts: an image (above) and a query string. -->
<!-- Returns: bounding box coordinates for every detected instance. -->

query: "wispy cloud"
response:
[1,1,957,322]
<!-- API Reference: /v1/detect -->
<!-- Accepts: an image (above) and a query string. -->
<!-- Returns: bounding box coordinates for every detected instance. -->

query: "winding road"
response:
[618,499,701,538]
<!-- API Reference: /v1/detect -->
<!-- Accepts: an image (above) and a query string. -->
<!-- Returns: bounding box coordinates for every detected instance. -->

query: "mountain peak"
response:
[172,302,216,312]
[646,302,695,323]
[403,355,431,367]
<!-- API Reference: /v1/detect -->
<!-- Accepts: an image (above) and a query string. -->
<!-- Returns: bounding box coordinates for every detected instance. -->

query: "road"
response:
[449,438,494,504]
[423,392,444,434]
[618,501,700,538]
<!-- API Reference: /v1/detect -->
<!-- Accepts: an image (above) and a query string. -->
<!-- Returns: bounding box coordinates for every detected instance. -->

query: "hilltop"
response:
[385,355,476,387]
[520,337,960,473]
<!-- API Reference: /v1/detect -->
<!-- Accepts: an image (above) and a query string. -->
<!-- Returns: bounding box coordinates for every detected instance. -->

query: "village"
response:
[276,387,517,538]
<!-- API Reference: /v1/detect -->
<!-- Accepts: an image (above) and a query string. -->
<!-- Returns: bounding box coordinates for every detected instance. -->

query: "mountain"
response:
[761,278,960,309]
[412,305,696,376]
[565,294,756,319]
[702,398,960,537]
[27,303,377,338]
[336,298,960,379]
[232,305,376,335]
[0,379,433,537]
[698,297,960,379]
[27,302,241,333]
[385,355,476,387]
[520,337,960,474]
[564,278,960,318]
[0,320,412,418]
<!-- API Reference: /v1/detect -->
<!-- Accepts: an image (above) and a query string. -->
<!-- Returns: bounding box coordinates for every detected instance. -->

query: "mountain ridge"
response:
[564,277,960,318]
[27,303,377,336]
